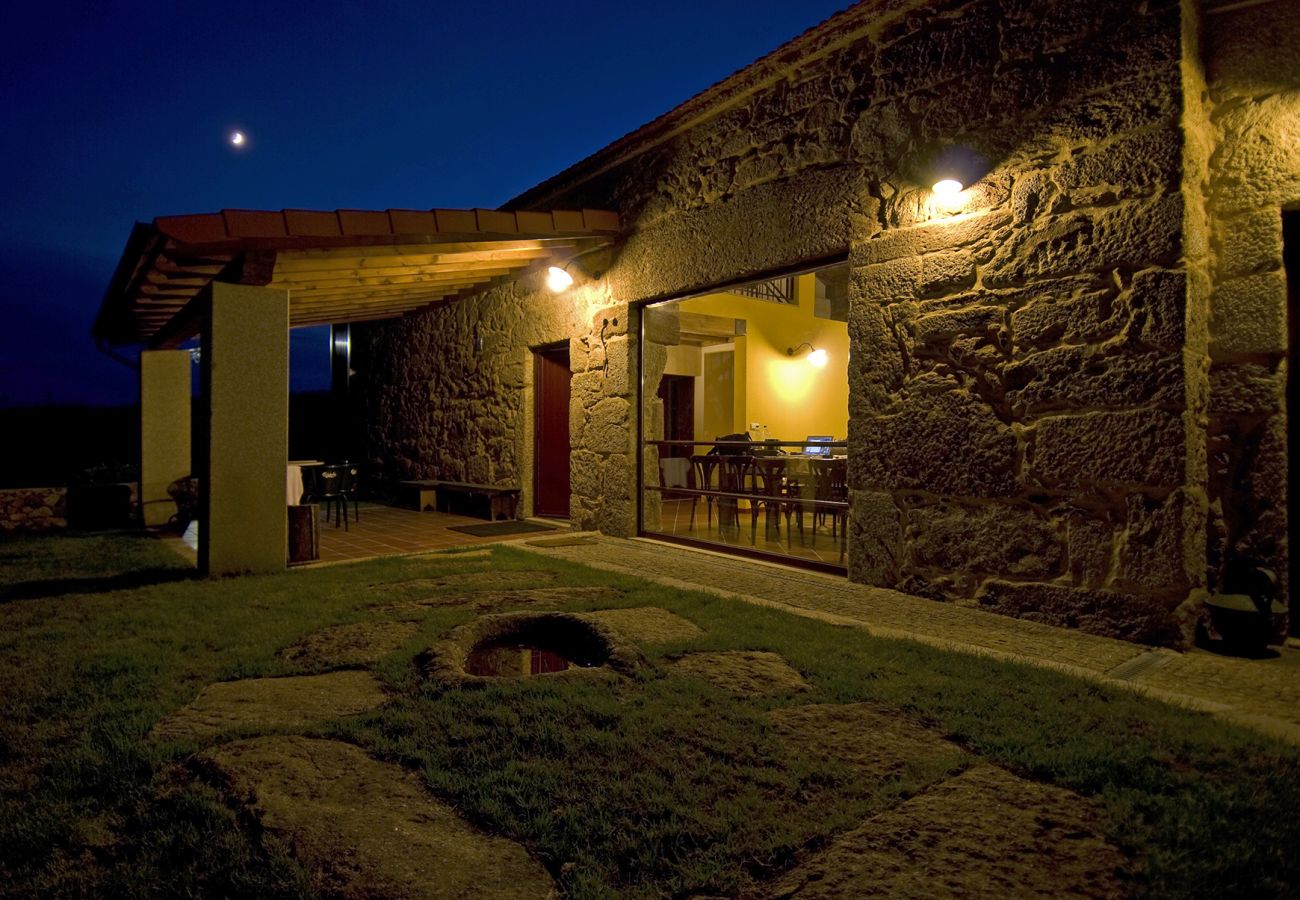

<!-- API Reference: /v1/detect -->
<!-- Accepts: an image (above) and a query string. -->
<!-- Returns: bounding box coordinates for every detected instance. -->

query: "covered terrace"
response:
[95,206,618,575]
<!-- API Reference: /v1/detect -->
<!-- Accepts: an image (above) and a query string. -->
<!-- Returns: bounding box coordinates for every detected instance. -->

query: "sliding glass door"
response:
[640,262,850,572]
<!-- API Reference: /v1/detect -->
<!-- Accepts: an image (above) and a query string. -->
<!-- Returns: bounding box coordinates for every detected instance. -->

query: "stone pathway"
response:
[669,650,810,695]
[371,585,626,618]
[767,703,965,780]
[518,535,1300,744]
[155,618,557,896]
[148,564,1138,896]
[280,621,418,668]
[150,671,388,742]
[768,764,1125,899]
[763,703,1123,898]
[580,606,704,643]
[199,736,555,899]
[369,569,556,592]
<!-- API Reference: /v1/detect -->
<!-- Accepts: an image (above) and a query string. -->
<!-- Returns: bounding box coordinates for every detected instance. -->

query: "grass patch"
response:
[1,533,1297,897]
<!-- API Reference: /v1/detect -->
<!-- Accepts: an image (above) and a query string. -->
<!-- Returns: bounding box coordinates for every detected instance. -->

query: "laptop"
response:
[802,435,834,457]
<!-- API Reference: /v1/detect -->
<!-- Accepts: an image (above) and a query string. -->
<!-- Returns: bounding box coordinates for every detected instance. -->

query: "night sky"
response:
[0,0,849,407]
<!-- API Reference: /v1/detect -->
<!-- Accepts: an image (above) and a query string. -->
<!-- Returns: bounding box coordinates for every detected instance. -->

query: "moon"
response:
[230,130,245,146]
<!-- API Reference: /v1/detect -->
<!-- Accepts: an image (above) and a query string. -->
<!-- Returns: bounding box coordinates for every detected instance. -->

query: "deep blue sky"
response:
[0,0,850,406]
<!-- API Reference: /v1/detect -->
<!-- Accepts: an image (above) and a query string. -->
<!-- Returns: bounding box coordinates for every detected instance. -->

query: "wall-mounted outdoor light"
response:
[787,341,828,368]
[545,265,574,293]
[921,144,989,208]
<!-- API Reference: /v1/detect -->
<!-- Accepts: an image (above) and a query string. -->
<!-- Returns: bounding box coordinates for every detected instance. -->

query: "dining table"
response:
[660,456,691,488]
[287,460,325,506]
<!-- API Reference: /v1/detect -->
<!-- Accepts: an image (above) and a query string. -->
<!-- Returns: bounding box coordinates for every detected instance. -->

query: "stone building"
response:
[353,0,1298,646]
[96,0,1297,647]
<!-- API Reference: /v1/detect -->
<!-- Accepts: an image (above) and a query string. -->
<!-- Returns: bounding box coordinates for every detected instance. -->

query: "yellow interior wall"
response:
[678,273,848,442]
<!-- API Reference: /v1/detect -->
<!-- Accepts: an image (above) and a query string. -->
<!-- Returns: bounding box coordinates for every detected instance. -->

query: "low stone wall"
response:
[0,487,68,534]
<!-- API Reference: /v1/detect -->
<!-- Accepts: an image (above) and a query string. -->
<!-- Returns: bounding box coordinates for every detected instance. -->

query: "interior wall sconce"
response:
[787,341,828,368]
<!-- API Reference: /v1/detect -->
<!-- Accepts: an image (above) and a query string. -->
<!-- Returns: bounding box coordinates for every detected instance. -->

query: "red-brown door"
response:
[534,345,571,518]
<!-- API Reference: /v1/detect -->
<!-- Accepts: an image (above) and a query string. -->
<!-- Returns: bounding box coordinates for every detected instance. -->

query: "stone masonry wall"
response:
[354,270,639,534]
[356,0,1280,645]
[1201,1,1299,616]
[0,487,68,533]
[836,0,1201,645]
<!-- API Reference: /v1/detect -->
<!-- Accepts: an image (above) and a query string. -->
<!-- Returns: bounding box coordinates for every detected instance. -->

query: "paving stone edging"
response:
[516,536,1300,745]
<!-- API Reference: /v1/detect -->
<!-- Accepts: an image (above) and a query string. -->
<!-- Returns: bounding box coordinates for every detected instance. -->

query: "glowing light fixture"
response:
[546,265,574,293]
[787,341,828,368]
[932,178,963,196]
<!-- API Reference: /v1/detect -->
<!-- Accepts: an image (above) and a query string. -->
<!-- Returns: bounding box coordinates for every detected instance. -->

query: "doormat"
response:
[448,521,558,538]
[525,535,598,548]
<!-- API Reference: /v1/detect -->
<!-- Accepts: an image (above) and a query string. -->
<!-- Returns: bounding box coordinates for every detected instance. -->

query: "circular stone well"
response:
[425,612,646,686]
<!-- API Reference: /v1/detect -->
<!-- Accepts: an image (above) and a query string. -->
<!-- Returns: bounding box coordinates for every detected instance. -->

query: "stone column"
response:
[196,282,289,576]
[139,349,192,528]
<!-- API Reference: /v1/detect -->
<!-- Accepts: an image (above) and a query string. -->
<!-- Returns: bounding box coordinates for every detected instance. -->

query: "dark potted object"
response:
[66,463,137,530]
[1203,563,1287,656]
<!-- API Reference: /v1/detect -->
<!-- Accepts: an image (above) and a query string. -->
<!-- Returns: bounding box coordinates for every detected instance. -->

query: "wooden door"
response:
[534,345,571,518]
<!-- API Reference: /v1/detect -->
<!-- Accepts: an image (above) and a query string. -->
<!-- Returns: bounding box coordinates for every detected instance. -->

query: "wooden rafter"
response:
[95,205,618,344]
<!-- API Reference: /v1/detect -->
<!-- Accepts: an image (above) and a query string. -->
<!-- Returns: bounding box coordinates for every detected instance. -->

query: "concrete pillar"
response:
[139,349,192,527]
[197,282,289,576]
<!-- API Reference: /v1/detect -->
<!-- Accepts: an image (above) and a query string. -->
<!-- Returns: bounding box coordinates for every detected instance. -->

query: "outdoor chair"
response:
[338,461,360,523]
[166,476,199,530]
[306,465,350,530]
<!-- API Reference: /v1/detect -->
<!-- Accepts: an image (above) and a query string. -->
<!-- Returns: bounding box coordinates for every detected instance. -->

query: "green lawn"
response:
[1,532,1297,898]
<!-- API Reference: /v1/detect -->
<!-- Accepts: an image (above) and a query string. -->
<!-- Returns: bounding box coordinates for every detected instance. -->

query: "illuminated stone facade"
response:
[358,0,1297,645]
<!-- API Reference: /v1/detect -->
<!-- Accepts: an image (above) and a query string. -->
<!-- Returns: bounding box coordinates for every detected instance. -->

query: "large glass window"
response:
[640,262,850,572]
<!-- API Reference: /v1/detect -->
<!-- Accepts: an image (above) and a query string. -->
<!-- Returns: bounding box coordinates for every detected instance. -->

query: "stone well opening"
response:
[466,616,608,676]
[424,611,645,685]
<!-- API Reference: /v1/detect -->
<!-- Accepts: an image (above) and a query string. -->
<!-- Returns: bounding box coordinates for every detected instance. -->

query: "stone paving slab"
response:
[371,586,626,619]
[151,671,387,742]
[767,703,965,781]
[518,537,1300,743]
[279,621,419,668]
[669,650,809,695]
[200,736,554,899]
[580,607,704,644]
[370,570,556,592]
[767,764,1125,899]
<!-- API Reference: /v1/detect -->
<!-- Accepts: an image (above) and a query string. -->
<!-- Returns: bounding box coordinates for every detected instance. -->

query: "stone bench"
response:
[400,480,521,521]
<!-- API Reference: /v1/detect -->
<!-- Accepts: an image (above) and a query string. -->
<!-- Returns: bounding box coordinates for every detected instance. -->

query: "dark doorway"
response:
[1284,210,1299,631]
[534,345,571,518]
[657,374,695,457]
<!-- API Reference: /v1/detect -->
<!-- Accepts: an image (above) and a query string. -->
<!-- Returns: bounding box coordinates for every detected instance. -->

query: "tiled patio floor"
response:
[313,503,560,562]
[169,503,564,565]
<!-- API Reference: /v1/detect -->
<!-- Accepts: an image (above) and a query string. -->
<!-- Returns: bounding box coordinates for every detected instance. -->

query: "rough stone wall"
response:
[1201,0,1298,614]
[832,0,1203,645]
[0,487,68,533]
[354,271,639,534]
[358,0,1267,645]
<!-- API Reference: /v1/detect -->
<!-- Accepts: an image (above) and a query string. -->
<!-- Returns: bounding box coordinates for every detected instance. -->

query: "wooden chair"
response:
[716,455,754,531]
[748,456,789,539]
[810,458,848,559]
[690,454,724,531]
